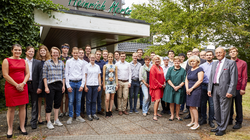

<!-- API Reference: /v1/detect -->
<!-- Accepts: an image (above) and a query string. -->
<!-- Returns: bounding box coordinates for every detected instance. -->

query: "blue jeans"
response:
[141,84,151,113]
[201,84,214,121]
[68,81,82,118]
[97,86,103,112]
[86,86,98,115]
[129,80,140,111]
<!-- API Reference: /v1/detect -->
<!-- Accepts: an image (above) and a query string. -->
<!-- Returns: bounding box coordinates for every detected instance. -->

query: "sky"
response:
[123,0,149,8]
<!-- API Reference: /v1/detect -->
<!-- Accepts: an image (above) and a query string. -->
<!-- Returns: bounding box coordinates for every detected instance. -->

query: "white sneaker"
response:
[47,121,54,129]
[67,117,73,125]
[76,116,85,123]
[54,119,63,126]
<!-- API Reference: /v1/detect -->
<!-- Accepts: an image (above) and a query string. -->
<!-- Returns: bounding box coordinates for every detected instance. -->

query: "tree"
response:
[130,0,243,56]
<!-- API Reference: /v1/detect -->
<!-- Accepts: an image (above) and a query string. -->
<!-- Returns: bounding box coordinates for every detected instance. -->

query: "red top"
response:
[149,64,165,101]
[235,58,248,90]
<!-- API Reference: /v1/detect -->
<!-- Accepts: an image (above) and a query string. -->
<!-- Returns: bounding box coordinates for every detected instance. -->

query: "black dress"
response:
[38,60,46,98]
[186,67,203,107]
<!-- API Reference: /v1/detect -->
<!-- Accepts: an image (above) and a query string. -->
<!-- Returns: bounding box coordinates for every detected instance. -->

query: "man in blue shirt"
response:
[199,51,215,128]
[95,50,106,115]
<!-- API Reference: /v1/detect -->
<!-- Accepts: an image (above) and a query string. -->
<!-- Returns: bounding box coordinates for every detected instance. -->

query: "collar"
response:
[219,57,226,63]
[26,57,33,62]
[73,58,79,61]
[164,65,169,69]
[205,61,213,65]
[95,59,102,63]
[235,58,239,62]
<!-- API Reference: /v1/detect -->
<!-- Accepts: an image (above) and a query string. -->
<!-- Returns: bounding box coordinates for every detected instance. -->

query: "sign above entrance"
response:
[68,0,132,16]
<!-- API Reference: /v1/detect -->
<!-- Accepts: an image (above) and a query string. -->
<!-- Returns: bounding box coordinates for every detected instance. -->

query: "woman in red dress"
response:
[2,44,30,138]
[149,55,166,121]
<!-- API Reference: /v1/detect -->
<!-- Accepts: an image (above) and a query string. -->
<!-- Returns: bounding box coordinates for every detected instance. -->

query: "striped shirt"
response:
[43,59,65,84]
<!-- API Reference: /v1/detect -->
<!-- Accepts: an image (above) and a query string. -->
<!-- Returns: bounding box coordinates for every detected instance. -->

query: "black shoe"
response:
[199,119,207,125]
[109,111,113,117]
[31,123,37,129]
[87,115,93,121]
[233,123,242,129]
[184,114,191,119]
[38,121,44,125]
[211,127,219,132]
[160,110,166,115]
[7,133,13,139]
[215,131,225,136]
[228,121,233,125]
[140,105,142,109]
[19,128,28,135]
[97,111,104,115]
[209,121,215,128]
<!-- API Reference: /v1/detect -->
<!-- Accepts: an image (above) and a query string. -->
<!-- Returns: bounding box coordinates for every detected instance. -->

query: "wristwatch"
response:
[22,82,26,85]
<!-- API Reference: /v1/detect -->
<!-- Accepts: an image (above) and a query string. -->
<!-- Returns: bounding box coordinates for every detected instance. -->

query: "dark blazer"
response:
[207,58,238,97]
[31,59,43,91]
[185,58,206,71]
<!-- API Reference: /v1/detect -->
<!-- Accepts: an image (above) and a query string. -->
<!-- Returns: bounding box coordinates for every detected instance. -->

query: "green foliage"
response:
[0,0,67,109]
[125,56,133,63]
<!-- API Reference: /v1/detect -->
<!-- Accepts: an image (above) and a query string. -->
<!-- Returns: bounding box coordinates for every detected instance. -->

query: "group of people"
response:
[2,43,247,138]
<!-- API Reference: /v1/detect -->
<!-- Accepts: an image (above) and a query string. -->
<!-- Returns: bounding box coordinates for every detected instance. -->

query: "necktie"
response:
[213,61,221,83]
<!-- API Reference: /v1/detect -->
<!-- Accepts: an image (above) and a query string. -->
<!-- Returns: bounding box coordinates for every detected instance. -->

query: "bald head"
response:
[200,51,206,59]
[215,47,226,61]
[192,48,200,56]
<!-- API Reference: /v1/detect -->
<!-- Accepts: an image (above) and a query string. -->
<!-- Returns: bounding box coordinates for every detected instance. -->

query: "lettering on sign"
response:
[68,0,132,15]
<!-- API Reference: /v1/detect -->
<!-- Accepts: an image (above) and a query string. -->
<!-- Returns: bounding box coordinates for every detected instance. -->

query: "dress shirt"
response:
[95,59,105,79]
[180,62,187,69]
[115,61,132,83]
[200,61,213,84]
[26,58,33,81]
[168,60,174,67]
[65,58,85,88]
[130,61,142,80]
[84,63,101,86]
[162,65,169,77]
[43,59,65,84]
[235,58,248,90]
[215,57,226,83]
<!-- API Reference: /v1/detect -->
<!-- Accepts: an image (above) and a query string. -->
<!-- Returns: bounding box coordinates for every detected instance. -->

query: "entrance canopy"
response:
[34,9,150,50]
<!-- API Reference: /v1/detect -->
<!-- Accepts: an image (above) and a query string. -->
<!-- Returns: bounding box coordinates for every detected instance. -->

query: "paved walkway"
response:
[0,101,249,140]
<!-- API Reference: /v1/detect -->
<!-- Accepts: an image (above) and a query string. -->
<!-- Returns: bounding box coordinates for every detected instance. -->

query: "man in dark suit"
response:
[24,46,43,129]
[208,47,238,136]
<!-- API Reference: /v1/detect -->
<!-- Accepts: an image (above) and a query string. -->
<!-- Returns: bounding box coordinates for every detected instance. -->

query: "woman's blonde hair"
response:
[36,45,51,61]
[108,53,113,57]
[188,55,200,66]
[152,55,162,65]
[173,56,181,62]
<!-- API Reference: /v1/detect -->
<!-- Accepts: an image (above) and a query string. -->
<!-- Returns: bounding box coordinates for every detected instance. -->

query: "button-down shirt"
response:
[200,61,213,84]
[235,58,248,90]
[95,59,105,79]
[215,57,226,83]
[162,65,169,77]
[26,58,33,81]
[168,60,174,67]
[85,63,101,86]
[130,61,142,80]
[116,61,132,83]
[65,58,86,88]
[43,59,65,84]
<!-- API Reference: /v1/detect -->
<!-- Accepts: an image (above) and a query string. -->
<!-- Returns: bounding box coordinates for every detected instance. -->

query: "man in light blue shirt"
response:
[199,51,215,128]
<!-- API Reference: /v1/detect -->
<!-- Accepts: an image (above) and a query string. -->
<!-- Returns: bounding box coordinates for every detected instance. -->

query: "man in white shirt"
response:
[65,47,86,124]
[116,52,131,115]
[161,57,170,115]
[168,50,175,67]
[178,53,187,69]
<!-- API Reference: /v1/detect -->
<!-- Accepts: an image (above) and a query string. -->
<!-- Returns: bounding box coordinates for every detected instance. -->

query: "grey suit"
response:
[208,57,238,131]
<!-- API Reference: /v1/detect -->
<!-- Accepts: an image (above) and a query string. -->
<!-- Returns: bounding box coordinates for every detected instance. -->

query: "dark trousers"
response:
[161,99,169,113]
[201,84,214,121]
[86,86,98,115]
[114,91,118,108]
[46,82,63,113]
[230,90,243,124]
[139,87,143,107]
[181,86,187,111]
[81,90,86,114]
[129,80,140,110]
[25,81,38,126]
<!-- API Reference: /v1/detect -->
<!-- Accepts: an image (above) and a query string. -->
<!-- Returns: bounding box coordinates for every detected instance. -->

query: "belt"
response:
[70,79,82,83]
[118,79,128,82]
[202,83,208,86]
[132,78,139,81]
[27,81,32,84]
[213,83,219,86]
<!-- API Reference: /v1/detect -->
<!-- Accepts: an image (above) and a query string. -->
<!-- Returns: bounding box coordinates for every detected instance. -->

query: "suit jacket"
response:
[185,58,206,71]
[208,58,238,97]
[31,59,43,91]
